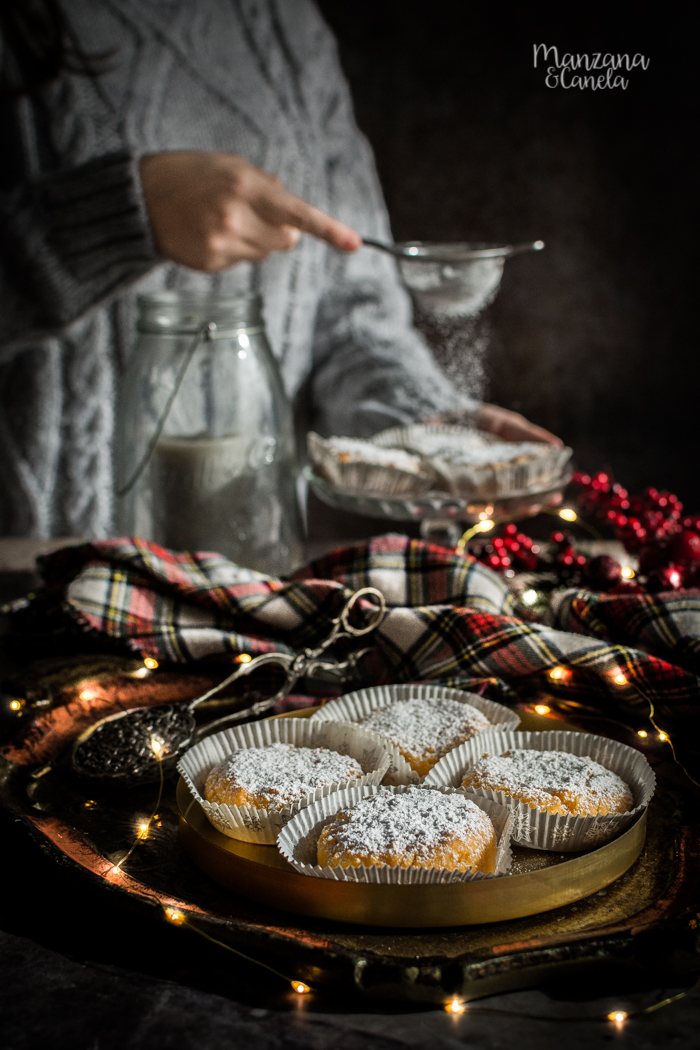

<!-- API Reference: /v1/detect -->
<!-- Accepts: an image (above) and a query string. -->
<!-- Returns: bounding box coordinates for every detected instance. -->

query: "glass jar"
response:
[115,292,302,576]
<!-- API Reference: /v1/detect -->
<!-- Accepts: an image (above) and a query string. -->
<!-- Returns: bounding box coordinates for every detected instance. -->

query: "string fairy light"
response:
[456,518,496,553]
[162,906,314,994]
[530,661,700,790]
[538,505,602,539]
[144,657,159,670]
[440,974,700,1025]
[109,733,165,876]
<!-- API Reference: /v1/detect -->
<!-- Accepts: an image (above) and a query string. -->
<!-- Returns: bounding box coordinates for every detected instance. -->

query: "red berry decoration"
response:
[668,530,700,565]
[637,544,666,575]
[647,564,684,592]
[586,555,622,591]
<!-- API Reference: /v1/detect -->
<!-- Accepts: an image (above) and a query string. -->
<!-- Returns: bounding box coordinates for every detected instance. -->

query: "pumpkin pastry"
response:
[316,786,498,874]
[204,743,363,812]
[462,749,633,817]
[360,696,491,777]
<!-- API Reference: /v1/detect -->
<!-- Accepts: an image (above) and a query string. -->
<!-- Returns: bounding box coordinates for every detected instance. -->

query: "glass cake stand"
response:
[305,466,571,546]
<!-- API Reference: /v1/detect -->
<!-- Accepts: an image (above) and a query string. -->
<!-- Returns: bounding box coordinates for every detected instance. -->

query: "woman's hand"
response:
[140,152,361,271]
[475,403,563,447]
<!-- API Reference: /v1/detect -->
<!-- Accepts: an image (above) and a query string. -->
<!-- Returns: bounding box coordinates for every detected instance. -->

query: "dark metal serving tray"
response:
[1,656,698,1003]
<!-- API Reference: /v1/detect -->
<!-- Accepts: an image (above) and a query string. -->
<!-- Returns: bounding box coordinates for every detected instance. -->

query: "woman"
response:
[0,0,558,538]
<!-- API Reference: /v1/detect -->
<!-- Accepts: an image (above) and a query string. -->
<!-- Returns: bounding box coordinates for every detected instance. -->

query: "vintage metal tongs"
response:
[70,587,386,786]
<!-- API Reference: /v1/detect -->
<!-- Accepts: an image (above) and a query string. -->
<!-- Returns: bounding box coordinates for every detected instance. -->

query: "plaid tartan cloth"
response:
[24,535,700,727]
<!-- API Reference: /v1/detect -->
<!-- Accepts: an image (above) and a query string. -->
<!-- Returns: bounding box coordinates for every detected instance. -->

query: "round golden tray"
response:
[177,712,648,928]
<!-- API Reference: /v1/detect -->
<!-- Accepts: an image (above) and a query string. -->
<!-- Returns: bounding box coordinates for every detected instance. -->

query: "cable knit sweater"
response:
[0,0,472,538]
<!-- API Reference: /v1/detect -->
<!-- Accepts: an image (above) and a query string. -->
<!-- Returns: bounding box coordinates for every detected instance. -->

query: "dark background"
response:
[316,1,698,507]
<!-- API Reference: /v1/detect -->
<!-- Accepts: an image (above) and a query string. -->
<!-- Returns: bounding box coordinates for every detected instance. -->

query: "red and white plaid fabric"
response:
[22,535,700,729]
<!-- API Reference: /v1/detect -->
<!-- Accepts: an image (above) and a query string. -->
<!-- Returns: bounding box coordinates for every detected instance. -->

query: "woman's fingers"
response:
[476,404,563,447]
[251,179,361,251]
[140,151,360,271]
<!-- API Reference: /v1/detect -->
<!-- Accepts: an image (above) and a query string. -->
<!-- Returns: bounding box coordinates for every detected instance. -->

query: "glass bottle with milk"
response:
[116,292,302,575]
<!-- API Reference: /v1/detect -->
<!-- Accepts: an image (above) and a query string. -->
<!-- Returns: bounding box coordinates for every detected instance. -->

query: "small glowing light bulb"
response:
[637,730,648,738]
[111,865,122,876]
[614,673,627,685]
[291,981,310,994]
[150,736,165,756]
[522,589,538,606]
[479,518,495,532]
[534,704,551,715]
[658,731,669,742]
[445,998,466,1014]
[559,508,577,522]
[236,653,252,663]
[132,667,149,678]
[9,699,23,711]
[144,657,159,670]
[138,823,149,838]
[621,566,635,579]
[164,907,185,925]
[549,667,565,680]
[608,1010,627,1026]
[79,689,96,701]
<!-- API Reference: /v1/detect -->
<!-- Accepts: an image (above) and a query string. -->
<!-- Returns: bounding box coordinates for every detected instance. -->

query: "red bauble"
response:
[668,530,700,565]
[586,555,622,591]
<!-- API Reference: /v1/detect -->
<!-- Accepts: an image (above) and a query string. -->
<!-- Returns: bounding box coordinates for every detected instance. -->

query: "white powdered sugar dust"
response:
[323,786,494,866]
[465,749,633,816]
[323,437,423,474]
[205,744,363,809]
[361,697,491,759]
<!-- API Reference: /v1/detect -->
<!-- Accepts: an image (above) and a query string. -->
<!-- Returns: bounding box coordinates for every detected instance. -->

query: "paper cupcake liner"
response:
[177,719,392,844]
[424,728,655,852]
[373,424,572,499]
[307,432,434,496]
[276,784,513,884]
[310,683,520,783]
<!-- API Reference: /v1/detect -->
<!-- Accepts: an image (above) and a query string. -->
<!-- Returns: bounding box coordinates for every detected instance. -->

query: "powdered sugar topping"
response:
[404,430,549,467]
[323,437,424,474]
[321,786,494,865]
[464,749,633,816]
[361,697,491,757]
[205,744,363,809]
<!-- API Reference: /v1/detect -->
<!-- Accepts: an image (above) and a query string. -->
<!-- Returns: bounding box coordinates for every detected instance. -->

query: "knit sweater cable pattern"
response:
[0,0,471,538]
